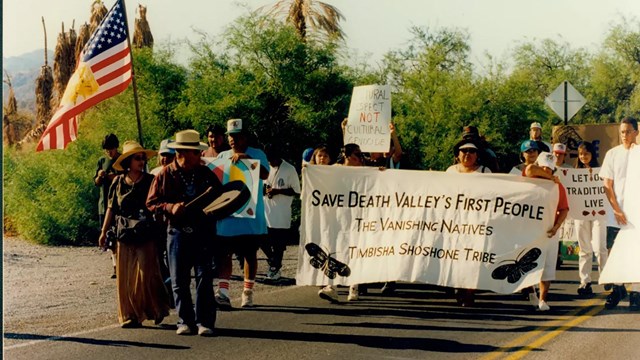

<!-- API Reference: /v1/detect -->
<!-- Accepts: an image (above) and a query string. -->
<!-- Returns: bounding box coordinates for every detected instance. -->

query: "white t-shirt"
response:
[446,164,492,173]
[264,160,301,229]
[599,144,632,228]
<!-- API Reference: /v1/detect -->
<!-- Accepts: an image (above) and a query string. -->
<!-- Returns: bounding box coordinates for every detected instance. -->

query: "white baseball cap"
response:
[536,152,557,171]
[553,143,567,154]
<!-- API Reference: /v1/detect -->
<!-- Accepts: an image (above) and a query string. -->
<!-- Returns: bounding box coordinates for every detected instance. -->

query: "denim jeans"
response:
[167,226,216,328]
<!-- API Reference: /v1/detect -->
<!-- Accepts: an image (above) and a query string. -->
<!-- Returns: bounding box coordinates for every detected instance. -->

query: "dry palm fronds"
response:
[89,0,108,34]
[3,71,18,115]
[3,113,17,147]
[36,17,54,126]
[265,0,345,42]
[3,72,18,146]
[75,22,90,61]
[68,21,77,71]
[35,65,54,125]
[52,23,72,105]
[133,4,154,49]
[16,122,48,149]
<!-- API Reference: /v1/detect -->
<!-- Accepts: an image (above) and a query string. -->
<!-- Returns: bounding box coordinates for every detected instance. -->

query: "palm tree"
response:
[265,0,345,42]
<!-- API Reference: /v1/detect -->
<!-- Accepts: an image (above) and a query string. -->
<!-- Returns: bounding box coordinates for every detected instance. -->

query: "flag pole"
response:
[120,0,144,147]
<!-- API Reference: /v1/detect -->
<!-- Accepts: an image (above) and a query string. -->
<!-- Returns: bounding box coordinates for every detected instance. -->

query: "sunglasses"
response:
[132,155,147,161]
[460,148,477,154]
[353,152,365,159]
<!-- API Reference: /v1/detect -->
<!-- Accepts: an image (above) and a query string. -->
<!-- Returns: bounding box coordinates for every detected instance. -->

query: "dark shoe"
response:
[381,282,396,295]
[619,285,628,300]
[604,283,613,291]
[111,266,117,279]
[629,292,640,311]
[577,283,593,297]
[121,319,141,328]
[456,289,475,307]
[605,285,623,309]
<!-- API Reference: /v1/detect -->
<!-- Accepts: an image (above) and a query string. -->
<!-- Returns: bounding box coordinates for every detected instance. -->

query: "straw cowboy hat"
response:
[113,140,157,171]
[166,129,208,151]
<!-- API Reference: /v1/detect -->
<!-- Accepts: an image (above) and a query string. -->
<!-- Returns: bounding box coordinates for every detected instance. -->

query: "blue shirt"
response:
[216,147,270,236]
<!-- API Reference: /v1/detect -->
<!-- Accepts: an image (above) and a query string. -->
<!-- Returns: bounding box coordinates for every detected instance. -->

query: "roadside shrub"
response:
[4,140,98,245]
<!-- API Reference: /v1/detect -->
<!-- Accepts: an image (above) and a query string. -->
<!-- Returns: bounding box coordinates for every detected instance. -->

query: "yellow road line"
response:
[480,297,603,360]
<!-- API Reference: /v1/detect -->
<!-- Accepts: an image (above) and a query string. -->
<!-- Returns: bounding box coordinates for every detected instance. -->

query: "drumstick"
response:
[184,186,213,209]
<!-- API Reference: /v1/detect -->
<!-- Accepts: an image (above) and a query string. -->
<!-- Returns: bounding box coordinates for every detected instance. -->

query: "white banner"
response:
[557,167,608,220]
[599,146,640,284]
[344,84,391,152]
[297,166,560,294]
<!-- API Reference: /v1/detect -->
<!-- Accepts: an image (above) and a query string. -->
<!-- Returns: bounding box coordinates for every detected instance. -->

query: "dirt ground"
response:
[2,235,299,346]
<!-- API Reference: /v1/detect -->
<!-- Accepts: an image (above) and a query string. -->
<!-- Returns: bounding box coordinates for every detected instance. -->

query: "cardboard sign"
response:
[552,124,620,167]
[344,84,392,152]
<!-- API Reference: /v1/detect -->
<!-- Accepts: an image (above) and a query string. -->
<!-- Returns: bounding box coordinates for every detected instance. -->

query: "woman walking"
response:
[98,141,171,328]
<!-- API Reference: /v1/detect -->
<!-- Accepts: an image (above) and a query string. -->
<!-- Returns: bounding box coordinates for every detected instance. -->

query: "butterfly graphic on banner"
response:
[305,243,351,279]
[491,247,541,284]
[203,157,260,218]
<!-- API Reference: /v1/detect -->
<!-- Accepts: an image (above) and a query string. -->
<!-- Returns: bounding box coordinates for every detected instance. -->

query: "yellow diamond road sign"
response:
[545,81,586,121]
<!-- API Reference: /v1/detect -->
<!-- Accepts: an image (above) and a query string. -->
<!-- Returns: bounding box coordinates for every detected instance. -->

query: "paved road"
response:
[4,250,640,359]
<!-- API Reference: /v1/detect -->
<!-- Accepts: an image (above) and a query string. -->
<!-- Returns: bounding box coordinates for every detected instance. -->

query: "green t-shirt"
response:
[95,155,120,215]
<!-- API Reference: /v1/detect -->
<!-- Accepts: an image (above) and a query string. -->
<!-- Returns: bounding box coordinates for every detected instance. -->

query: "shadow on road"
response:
[3,332,190,350]
[215,327,508,353]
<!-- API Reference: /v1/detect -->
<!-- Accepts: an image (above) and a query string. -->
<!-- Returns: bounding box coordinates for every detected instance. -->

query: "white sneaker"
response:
[197,324,214,336]
[528,288,539,308]
[347,285,359,301]
[318,285,339,303]
[215,289,232,311]
[538,300,550,311]
[176,324,192,335]
[266,268,281,281]
[241,289,254,308]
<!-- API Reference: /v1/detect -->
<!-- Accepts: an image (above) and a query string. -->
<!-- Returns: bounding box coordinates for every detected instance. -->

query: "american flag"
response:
[37,0,132,151]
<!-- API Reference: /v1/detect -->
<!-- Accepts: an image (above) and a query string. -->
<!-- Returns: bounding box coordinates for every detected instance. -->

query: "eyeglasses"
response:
[353,152,364,159]
[460,149,477,154]
[132,155,147,161]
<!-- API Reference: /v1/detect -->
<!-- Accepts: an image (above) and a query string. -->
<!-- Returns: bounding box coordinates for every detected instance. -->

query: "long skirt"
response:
[116,240,171,324]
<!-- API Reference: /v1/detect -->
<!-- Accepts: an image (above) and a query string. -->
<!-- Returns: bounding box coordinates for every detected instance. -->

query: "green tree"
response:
[175,13,355,165]
[381,27,477,170]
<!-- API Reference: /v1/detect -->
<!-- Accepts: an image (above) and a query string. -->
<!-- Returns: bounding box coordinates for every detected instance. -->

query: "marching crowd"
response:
[94,116,639,335]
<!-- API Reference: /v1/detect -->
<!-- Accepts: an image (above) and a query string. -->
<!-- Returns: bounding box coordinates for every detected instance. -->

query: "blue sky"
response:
[3,0,639,68]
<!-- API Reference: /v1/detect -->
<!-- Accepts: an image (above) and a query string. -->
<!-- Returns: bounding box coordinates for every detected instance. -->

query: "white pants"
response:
[574,219,608,285]
[541,234,560,282]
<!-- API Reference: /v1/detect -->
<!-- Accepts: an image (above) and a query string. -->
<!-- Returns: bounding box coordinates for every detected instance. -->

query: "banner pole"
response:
[121,0,144,147]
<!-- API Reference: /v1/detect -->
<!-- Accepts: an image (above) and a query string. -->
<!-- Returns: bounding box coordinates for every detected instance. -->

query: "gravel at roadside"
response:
[2,236,300,346]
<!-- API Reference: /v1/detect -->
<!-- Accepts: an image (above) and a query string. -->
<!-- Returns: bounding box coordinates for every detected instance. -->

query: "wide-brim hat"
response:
[167,129,208,151]
[453,138,482,156]
[113,140,157,171]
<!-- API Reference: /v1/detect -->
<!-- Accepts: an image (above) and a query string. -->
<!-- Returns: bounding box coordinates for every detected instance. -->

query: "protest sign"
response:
[552,124,619,166]
[599,146,640,284]
[297,166,559,294]
[557,167,608,221]
[344,84,391,152]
